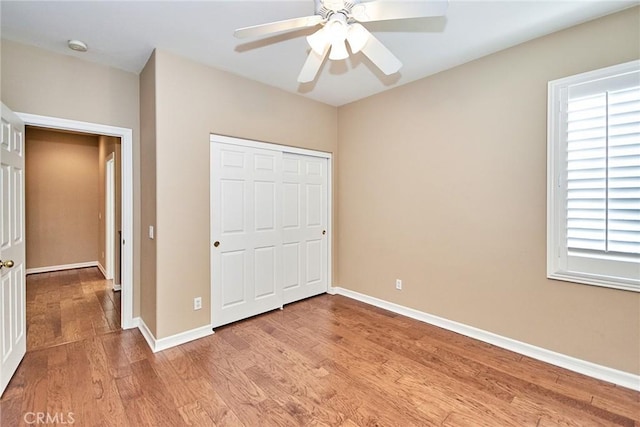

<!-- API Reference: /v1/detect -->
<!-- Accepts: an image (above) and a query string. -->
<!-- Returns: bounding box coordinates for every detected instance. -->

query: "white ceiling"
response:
[1,0,637,106]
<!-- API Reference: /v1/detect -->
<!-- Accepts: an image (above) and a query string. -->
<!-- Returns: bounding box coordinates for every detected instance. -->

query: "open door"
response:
[0,103,26,396]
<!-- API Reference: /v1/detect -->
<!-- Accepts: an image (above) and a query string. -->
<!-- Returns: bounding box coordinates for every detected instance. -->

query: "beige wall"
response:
[338,7,640,374]
[1,40,141,316]
[25,128,100,268]
[151,50,338,338]
[98,135,122,282]
[140,52,157,335]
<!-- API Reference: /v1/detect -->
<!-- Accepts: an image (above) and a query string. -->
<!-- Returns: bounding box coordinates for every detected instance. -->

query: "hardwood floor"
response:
[24,268,121,351]
[1,269,638,426]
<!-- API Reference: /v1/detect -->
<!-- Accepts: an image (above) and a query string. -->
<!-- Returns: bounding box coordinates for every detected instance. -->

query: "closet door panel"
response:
[211,143,282,327]
[283,153,328,304]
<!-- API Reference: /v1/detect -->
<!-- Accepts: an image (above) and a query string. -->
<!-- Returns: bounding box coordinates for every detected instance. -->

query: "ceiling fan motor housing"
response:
[316,0,358,19]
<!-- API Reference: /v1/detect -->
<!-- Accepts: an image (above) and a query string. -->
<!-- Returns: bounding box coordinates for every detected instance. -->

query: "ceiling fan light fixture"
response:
[325,14,349,61]
[307,27,329,55]
[327,19,347,44]
[346,23,369,54]
[329,39,349,60]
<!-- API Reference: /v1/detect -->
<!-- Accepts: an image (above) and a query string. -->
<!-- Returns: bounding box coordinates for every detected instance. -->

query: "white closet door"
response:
[211,143,283,328]
[282,153,328,304]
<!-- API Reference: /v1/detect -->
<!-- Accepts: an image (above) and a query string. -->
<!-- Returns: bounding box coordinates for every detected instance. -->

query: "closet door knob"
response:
[0,260,14,269]
[213,241,220,248]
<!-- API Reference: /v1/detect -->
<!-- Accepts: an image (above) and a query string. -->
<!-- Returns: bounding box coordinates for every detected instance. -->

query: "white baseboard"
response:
[134,317,154,351]
[26,261,101,275]
[332,287,640,392]
[135,317,214,353]
[96,263,107,279]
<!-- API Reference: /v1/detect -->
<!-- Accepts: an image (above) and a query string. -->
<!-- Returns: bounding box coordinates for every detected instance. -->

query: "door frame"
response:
[17,113,135,329]
[105,153,116,281]
[209,133,333,327]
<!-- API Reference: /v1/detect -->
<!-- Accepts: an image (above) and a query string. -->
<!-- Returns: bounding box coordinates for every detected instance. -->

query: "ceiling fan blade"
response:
[359,31,402,75]
[351,0,448,22]
[298,46,329,83]
[234,15,324,39]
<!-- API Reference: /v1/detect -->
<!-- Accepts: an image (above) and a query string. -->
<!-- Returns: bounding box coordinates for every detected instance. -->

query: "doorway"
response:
[17,113,134,329]
[24,129,121,282]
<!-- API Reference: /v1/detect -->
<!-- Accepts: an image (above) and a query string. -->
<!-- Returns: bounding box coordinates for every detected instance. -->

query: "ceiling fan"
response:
[234,0,449,83]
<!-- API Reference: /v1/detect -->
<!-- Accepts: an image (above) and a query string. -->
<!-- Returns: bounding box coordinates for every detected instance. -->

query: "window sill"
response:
[548,271,640,293]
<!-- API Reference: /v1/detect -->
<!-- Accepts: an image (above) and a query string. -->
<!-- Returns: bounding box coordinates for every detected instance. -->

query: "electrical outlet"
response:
[396,279,402,290]
[194,297,202,310]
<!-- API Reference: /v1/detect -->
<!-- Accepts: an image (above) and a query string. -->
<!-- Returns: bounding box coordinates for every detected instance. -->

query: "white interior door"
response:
[0,103,26,396]
[211,143,283,327]
[282,153,328,304]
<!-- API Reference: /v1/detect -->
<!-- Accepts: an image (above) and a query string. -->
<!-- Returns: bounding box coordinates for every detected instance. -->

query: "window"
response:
[548,60,640,292]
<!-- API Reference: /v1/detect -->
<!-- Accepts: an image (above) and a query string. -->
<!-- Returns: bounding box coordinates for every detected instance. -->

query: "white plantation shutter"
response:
[548,61,640,292]
[607,87,640,254]
[566,85,640,255]
[566,92,608,252]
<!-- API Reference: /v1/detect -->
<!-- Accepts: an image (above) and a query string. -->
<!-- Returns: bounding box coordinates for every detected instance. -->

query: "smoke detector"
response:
[67,39,88,52]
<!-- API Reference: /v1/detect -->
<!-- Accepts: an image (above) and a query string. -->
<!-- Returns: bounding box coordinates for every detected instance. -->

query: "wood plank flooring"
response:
[1,269,638,426]
[24,268,121,351]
